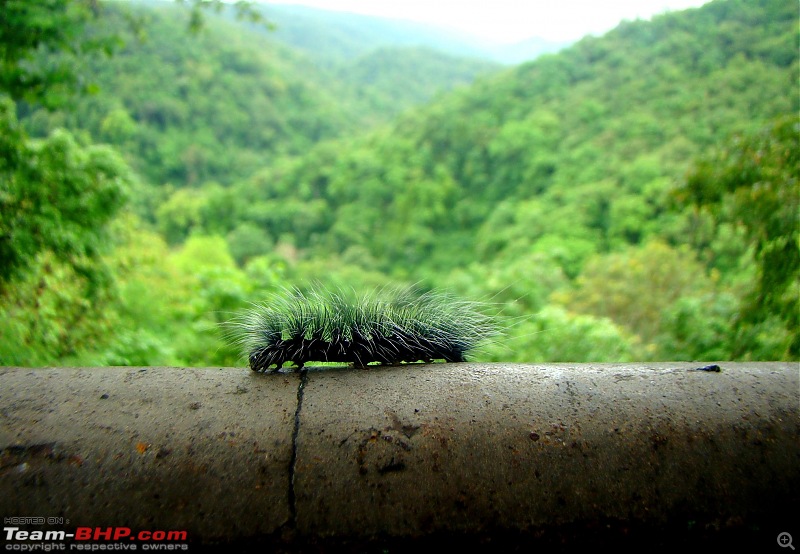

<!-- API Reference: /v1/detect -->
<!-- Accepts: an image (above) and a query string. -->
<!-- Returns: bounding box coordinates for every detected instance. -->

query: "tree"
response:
[0,0,124,108]
[0,98,130,289]
[0,0,262,107]
[481,305,634,363]
[676,115,799,357]
[562,241,715,349]
[0,0,267,366]
[0,0,130,364]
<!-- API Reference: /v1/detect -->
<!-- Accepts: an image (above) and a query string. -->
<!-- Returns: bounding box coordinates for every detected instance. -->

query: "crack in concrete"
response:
[287,369,308,527]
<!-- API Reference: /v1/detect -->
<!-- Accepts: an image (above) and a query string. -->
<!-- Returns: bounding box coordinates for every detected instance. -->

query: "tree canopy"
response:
[1,0,797,366]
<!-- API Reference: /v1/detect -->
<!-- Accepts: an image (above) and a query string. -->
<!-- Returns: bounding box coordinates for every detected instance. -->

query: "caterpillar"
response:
[226,285,498,372]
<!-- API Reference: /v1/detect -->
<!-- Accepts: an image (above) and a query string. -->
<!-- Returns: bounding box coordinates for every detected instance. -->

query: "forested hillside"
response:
[1,0,797,368]
[20,1,501,188]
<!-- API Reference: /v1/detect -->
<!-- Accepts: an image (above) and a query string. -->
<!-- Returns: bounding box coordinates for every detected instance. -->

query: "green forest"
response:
[1,0,797,368]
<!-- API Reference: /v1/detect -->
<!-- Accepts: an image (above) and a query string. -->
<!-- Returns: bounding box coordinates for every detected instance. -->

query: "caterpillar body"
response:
[227,286,497,372]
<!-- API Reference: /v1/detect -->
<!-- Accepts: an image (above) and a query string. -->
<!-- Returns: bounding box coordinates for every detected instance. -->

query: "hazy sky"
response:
[265,0,711,43]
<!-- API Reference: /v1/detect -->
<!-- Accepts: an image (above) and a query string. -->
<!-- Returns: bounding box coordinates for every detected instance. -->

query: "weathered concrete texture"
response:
[294,362,800,544]
[1,363,798,549]
[0,367,299,541]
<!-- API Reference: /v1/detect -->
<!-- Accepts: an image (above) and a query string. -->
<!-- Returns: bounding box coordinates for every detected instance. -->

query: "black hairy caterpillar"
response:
[226,285,498,372]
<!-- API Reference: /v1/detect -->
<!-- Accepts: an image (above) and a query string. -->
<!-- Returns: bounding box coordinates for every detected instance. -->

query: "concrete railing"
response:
[1,363,798,551]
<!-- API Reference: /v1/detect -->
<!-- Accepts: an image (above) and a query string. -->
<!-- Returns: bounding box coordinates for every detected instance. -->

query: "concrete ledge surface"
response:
[1,362,798,551]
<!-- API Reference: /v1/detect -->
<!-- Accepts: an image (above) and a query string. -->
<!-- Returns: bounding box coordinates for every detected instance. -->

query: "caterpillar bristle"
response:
[224,285,498,372]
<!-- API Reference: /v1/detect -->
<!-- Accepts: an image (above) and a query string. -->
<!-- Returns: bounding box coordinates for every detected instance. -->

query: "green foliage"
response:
[19,3,347,186]
[237,0,796,283]
[334,46,499,121]
[89,226,271,367]
[5,0,798,366]
[99,222,182,366]
[0,98,129,288]
[0,0,120,108]
[676,115,800,357]
[20,2,499,188]
[0,104,131,364]
[483,306,635,363]
[559,241,717,353]
[175,0,267,33]
[657,293,738,361]
[0,251,120,365]
[0,0,133,365]
[227,222,274,266]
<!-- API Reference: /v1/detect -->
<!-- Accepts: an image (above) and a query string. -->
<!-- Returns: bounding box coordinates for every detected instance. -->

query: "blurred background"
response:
[1,0,797,367]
